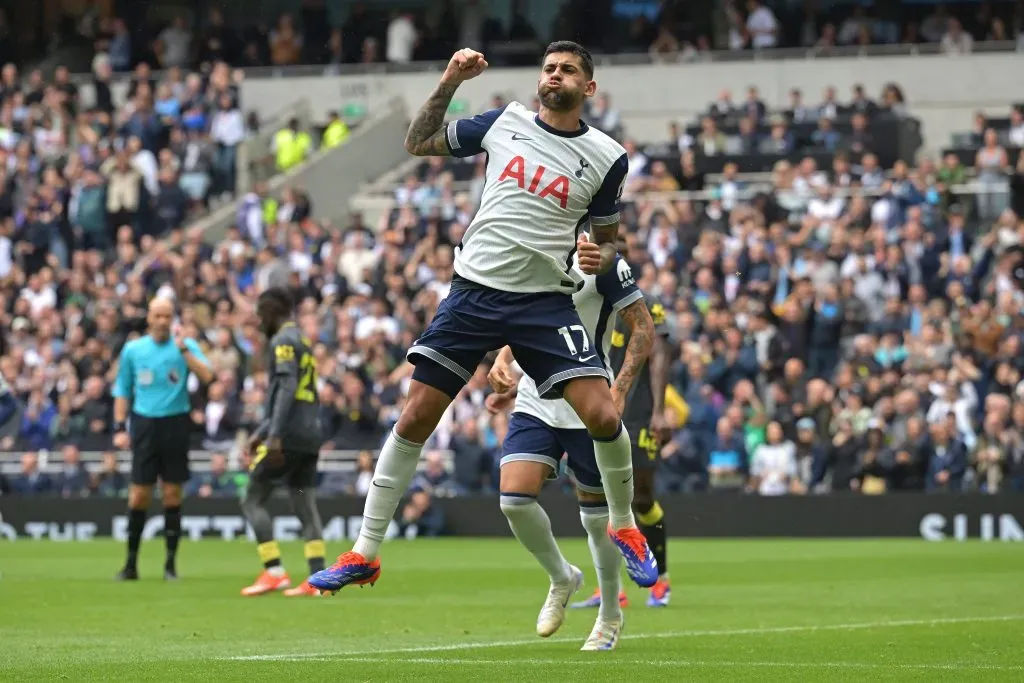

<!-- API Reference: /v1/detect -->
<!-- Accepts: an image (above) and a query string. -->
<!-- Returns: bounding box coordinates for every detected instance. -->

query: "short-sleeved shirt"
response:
[445,101,628,295]
[113,335,209,418]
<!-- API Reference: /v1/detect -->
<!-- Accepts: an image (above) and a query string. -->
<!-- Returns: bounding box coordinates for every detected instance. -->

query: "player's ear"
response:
[585,80,597,98]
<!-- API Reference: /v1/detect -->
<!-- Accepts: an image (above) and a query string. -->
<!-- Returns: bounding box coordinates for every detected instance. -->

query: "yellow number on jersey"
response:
[295,353,318,403]
[637,428,659,460]
[274,344,295,362]
[650,303,666,326]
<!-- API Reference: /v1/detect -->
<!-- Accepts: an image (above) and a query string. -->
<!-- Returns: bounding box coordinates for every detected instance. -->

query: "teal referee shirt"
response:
[113,335,210,418]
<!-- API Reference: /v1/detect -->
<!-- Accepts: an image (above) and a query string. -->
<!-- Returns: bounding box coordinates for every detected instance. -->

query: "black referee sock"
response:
[164,506,182,567]
[126,508,147,569]
[637,501,668,577]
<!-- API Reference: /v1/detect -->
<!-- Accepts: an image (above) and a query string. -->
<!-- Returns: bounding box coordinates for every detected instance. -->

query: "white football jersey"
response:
[513,253,642,429]
[445,101,628,294]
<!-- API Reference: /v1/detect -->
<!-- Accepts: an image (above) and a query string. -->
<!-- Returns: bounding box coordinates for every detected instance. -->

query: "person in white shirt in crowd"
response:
[623,138,647,191]
[749,421,801,496]
[1008,108,1024,148]
[745,0,779,49]
[386,11,417,64]
[210,92,245,199]
[158,15,192,69]
[940,18,973,54]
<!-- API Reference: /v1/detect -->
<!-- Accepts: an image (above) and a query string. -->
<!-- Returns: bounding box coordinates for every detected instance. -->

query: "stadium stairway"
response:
[186,98,411,246]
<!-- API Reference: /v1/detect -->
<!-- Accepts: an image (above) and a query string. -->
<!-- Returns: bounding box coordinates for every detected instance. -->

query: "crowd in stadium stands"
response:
[3,67,1024,504]
[9,1,1024,77]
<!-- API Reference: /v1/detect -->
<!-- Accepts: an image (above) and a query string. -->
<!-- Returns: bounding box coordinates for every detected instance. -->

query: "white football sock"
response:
[500,494,571,584]
[592,424,637,530]
[352,430,423,561]
[580,503,623,622]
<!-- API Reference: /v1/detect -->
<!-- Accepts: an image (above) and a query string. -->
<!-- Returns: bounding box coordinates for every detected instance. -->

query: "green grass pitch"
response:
[0,539,1021,681]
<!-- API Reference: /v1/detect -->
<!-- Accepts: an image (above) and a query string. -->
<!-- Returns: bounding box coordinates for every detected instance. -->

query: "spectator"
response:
[940,18,973,54]
[10,451,53,495]
[1008,108,1024,148]
[749,421,801,496]
[187,453,244,498]
[92,451,127,498]
[745,0,779,49]
[269,14,303,66]
[811,117,840,151]
[926,421,968,491]
[54,443,91,498]
[975,128,1010,223]
[210,93,245,198]
[18,390,56,451]
[696,117,727,156]
[157,15,192,69]
[385,11,417,64]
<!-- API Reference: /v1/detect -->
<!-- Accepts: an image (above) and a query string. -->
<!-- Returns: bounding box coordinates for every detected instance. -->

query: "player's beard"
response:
[538,85,583,113]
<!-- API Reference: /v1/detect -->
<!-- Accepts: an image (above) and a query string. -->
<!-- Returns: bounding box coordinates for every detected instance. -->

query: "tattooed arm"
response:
[403,82,459,156]
[404,48,489,157]
[611,298,655,413]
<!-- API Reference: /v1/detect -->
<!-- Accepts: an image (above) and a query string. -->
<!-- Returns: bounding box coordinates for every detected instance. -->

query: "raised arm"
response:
[404,48,489,157]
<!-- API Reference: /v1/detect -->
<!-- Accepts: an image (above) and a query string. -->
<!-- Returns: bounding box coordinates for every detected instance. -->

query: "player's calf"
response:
[633,471,670,606]
[499,460,581,637]
[161,482,183,579]
[117,484,152,580]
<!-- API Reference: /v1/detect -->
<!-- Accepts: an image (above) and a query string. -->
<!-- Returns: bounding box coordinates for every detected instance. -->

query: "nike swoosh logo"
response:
[622,473,633,484]
[579,355,596,362]
[372,481,394,489]
[511,133,532,141]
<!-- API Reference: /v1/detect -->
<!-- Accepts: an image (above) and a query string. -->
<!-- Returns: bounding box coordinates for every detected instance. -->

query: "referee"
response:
[112,297,213,581]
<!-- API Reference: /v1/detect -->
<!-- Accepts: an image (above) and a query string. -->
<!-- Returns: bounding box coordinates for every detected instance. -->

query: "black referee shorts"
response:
[249,446,319,490]
[130,413,192,486]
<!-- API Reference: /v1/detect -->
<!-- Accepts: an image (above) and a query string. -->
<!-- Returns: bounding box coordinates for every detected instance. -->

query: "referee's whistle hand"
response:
[113,432,130,450]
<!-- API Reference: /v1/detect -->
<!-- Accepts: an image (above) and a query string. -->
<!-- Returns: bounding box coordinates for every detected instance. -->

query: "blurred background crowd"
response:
[1,1,1024,513]
[3,0,1024,74]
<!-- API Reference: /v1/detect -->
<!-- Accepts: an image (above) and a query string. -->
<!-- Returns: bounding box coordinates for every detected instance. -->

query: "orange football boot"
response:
[241,570,291,596]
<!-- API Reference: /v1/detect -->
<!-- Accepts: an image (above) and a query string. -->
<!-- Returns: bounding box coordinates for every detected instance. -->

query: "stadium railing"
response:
[0,448,454,476]
[59,40,1020,85]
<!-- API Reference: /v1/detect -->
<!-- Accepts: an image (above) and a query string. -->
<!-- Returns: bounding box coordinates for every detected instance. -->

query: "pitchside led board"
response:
[1,495,1023,542]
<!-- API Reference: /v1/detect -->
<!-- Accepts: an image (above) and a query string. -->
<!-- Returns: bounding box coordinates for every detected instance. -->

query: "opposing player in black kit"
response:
[240,287,327,597]
[574,263,673,608]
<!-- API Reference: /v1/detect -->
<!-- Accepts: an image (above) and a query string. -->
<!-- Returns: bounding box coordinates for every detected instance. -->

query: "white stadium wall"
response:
[235,53,1024,152]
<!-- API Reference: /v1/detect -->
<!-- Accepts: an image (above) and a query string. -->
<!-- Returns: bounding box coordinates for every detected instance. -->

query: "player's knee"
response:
[162,484,183,507]
[499,493,538,520]
[129,485,152,510]
[395,384,450,443]
[583,403,622,440]
[499,461,548,497]
[576,489,606,506]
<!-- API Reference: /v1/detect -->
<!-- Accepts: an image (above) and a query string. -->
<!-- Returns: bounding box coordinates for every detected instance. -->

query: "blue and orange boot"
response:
[308,551,381,594]
[647,578,671,607]
[571,588,629,609]
[608,525,659,588]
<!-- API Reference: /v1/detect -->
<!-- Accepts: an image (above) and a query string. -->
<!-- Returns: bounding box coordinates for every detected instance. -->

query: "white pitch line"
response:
[225,614,1024,662]
[286,657,1024,671]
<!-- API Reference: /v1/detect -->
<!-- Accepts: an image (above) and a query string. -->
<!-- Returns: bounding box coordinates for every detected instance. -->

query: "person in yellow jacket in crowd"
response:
[321,111,351,150]
[272,117,312,173]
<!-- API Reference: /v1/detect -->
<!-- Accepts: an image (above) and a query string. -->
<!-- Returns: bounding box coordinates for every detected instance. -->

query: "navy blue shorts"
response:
[408,280,608,399]
[500,412,603,494]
